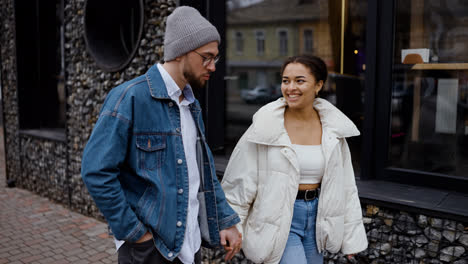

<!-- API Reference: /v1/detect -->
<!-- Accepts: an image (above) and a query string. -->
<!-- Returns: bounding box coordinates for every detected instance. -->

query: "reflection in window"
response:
[238,72,248,90]
[256,71,267,87]
[304,29,314,53]
[390,0,468,178]
[255,30,265,56]
[224,0,368,175]
[278,30,288,56]
[235,31,243,54]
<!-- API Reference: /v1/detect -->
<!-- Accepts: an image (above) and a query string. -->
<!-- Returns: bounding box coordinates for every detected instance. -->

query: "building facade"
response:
[0,0,174,216]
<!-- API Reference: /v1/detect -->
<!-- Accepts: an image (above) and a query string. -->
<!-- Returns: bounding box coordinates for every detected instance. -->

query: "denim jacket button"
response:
[168,252,173,257]
[177,159,183,164]
[168,102,174,107]
[176,128,181,133]
[177,221,182,227]
[178,188,183,194]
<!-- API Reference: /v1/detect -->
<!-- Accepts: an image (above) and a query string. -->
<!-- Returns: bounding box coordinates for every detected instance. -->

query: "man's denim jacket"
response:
[81,64,240,261]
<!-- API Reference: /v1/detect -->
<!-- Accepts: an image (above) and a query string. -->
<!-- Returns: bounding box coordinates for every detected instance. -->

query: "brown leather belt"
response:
[296,188,320,201]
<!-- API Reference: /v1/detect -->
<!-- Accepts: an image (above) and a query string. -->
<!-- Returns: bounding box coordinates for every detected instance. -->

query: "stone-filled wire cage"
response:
[357,205,468,264]
[202,204,468,264]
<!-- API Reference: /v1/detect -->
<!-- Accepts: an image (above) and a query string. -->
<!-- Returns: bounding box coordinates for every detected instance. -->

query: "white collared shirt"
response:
[114,64,201,264]
[157,64,201,264]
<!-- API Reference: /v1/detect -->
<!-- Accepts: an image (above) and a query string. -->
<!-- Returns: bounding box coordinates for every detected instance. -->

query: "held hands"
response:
[136,228,242,261]
[219,226,242,261]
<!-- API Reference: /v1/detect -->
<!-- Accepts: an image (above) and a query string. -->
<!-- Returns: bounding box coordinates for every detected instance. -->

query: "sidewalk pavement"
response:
[0,131,117,263]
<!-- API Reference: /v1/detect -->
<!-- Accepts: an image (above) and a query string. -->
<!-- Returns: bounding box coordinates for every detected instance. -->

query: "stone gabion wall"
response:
[0,0,20,184]
[19,136,67,203]
[358,205,468,264]
[0,0,176,216]
[201,204,468,264]
[63,0,177,217]
[0,0,68,203]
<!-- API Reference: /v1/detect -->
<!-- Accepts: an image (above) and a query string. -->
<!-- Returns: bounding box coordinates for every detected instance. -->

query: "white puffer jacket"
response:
[221,98,368,264]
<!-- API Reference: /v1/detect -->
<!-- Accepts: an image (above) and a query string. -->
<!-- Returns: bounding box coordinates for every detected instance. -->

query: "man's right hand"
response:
[135,231,153,243]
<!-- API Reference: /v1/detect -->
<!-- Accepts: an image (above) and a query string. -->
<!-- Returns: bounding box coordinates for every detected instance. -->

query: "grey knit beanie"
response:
[164,6,220,62]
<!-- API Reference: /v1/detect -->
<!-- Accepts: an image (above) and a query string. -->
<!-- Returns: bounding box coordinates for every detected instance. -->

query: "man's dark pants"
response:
[118,239,202,264]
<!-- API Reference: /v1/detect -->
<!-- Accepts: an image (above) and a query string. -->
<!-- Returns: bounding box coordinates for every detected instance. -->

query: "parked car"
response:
[240,85,282,104]
[240,86,270,104]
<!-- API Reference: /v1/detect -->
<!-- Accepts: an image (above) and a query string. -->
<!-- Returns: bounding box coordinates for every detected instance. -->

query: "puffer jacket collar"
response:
[247,97,360,146]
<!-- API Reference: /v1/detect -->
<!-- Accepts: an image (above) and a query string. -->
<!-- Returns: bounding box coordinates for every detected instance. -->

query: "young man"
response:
[81,6,242,264]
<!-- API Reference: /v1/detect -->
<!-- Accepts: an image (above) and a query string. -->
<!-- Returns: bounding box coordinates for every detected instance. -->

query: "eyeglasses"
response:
[193,50,220,67]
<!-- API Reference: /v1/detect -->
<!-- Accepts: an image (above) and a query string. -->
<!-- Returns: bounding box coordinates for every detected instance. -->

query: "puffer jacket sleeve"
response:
[341,139,368,255]
[221,126,258,237]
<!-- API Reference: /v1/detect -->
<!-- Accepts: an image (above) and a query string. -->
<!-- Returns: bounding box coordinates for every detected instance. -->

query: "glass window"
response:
[15,0,66,130]
[278,30,288,56]
[84,0,144,72]
[390,0,468,178]
[303,29,314,53]
[255,30,265,56]
[225,0,368,175]
[235,31,244,54]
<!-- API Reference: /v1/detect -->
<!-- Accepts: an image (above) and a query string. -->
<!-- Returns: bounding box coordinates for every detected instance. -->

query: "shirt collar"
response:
[157,63,195,105]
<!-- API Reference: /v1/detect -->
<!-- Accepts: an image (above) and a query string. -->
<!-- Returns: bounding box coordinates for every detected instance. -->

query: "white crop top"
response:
[292,144,325,184]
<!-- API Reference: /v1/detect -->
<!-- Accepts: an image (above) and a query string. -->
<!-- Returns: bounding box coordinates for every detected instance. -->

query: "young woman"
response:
[221,55,368,264]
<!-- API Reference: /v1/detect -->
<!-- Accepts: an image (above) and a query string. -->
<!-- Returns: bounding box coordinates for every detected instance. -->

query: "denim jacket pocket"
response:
[136,135,166,171]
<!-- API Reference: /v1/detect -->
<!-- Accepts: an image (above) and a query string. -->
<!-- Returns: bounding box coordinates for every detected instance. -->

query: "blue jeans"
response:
[280,198,323,264]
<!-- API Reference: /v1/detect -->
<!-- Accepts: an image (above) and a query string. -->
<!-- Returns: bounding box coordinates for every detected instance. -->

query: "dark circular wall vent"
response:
[84,0,144,72]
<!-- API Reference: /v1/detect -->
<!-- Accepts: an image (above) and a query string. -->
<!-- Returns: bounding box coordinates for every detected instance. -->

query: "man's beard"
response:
[183,69,206,90]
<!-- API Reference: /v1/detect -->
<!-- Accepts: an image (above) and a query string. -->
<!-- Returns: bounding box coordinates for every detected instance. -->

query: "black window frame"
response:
[179,0,227,151]
[364,0,468,192]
